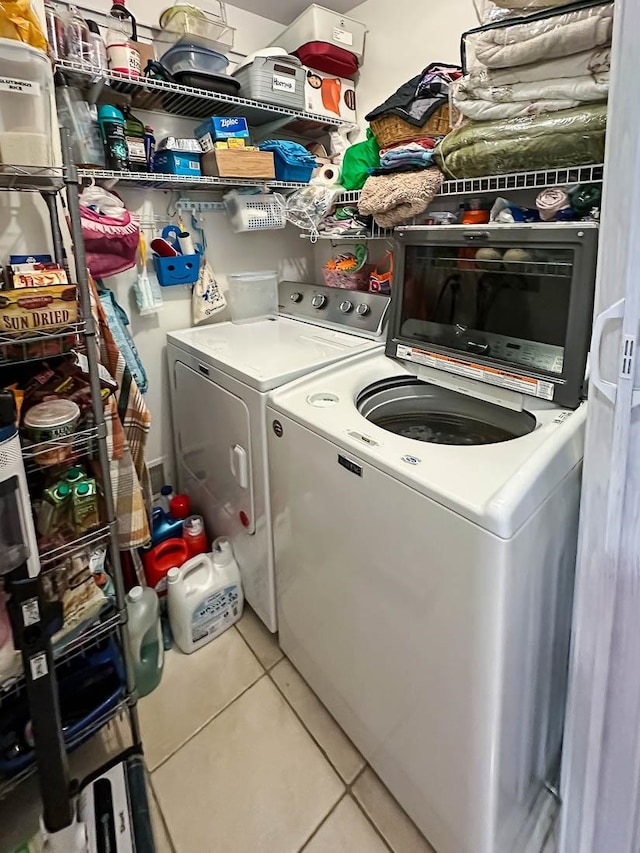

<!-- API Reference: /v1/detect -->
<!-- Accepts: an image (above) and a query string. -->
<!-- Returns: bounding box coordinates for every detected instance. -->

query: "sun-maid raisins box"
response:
[0,284,78,335]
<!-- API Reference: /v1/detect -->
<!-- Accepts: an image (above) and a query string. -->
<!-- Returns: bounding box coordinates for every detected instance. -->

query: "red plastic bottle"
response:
[183,515,208,558]
[169,493,191,520]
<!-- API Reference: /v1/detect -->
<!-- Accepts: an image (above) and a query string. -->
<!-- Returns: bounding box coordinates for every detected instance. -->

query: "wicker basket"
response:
[371,103,459,148]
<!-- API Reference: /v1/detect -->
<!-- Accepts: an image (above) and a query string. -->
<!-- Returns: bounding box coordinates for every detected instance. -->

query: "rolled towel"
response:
[358,168,444,228]
[536,187,570,221]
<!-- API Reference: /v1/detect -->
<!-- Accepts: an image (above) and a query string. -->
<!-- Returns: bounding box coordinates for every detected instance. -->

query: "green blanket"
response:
[435,104,607,178]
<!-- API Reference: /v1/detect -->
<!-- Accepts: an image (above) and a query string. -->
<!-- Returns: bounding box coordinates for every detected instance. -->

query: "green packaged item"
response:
[38,482,71,536]
[341,128,380,191]
[72,478,99,532]
[63,465,87,486]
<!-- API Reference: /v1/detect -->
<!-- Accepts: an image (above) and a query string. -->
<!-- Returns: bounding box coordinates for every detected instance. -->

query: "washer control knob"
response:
[290,292,303,303]
[311,294,327,309]
[356,303,371,316]
[339,300,353,314]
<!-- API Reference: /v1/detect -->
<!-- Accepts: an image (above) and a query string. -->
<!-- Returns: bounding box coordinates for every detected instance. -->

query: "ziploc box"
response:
[195,117,250,153]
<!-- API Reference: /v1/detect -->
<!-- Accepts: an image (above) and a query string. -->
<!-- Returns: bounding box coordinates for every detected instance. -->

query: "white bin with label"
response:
[0,39,54,167]
[227,270,278,324]
[269,5,366,62]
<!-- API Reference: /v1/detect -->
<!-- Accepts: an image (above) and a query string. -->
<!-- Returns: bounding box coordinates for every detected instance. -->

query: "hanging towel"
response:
[358,168,444,228]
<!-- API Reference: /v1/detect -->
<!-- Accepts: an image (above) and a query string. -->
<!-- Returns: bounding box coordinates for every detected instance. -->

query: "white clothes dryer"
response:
[167,281,390,631]
[267,224,599,853]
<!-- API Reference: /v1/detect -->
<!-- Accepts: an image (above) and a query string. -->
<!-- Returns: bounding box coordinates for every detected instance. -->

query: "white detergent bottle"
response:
[167,537,244,655]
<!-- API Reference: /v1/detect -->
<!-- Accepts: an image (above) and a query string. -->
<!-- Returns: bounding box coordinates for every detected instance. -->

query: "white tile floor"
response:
[0,606,560,853]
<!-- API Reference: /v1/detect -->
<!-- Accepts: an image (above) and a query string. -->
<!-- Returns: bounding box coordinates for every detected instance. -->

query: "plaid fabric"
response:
[89,277,151,549]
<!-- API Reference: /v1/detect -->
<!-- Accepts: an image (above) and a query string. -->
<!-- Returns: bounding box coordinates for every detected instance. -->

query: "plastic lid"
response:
[227,270,277,282]
[167,567,181,583]
[55,483,71,498]
[87,19,101,34]
[213,536,233,566]
[0,37,50,65]
[128,586,143,601]
[75,482,91,495]
[23,398,80,429]
[98,104,126,122]
[160,485,173,496]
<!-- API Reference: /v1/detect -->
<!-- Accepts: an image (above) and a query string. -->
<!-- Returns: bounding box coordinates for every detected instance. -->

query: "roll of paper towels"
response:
[313,163,342,186]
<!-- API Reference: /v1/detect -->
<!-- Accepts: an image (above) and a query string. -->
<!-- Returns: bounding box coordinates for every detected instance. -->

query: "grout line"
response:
[296,795,345,851]
[148,777,178,853]
[148,670,267,774]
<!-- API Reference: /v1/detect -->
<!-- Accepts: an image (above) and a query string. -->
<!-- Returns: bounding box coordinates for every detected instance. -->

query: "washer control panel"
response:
[279,281,390,337]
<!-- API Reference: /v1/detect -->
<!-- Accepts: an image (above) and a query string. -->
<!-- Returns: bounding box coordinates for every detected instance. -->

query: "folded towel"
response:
[536,187,570,221]
[358,168,444,228]
[380,149,436,169]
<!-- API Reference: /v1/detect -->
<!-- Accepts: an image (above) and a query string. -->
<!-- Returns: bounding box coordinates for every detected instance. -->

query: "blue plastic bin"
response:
[154,252,201,287]
[259,140,316,183]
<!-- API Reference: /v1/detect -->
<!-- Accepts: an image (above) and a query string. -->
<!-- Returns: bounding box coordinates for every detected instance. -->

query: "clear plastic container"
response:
[227,270,278,325]
[160,42,229,75]
[156,1,235,52]
[0,38,55,167]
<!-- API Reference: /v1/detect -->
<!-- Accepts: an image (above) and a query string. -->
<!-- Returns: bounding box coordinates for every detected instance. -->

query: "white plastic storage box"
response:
[269,5,366,62]
[303,67,356,122]
[232,56,304,111]
[224,190,286,233]
[0,39,54,166]
[227,270,278,324]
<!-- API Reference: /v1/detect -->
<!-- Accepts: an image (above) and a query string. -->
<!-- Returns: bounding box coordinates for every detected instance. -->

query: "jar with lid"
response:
[65,5,92,67]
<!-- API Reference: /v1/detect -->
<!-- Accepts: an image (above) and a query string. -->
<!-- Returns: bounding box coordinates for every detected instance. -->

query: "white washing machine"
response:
[267,225,599,853]
[167,281,390,631]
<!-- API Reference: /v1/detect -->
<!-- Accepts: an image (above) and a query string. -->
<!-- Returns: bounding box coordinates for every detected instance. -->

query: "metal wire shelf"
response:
[21,424,102,472]
[0,609,121,700]
[0,696,129,801]
[56,59,352,132]
[337,164,605,206]
[0,321,85,367]
[39,524,112,571]
[0,164,64,193]
[77,168,309,192]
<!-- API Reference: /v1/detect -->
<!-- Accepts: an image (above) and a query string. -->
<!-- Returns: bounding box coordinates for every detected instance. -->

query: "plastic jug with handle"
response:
[167,537,244,654]
[126,586,164,696]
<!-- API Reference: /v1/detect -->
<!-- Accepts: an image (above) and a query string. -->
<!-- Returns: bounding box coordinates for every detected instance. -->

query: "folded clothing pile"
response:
[374,138,440,174]
[317,205,372,237]
[442,0,612,177]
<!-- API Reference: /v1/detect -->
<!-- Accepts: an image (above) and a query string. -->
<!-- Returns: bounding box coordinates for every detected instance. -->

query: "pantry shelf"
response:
[55,59,353,134]
[21,424,103,472]
[0,609,121,701]
[39,523,112,571]
[77,167,309,192]
[0,164,65,193]
[337,163,605,205]
[0,697,129,802]
[0,322,86,367]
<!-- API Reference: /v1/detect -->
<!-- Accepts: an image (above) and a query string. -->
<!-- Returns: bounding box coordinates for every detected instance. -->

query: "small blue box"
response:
[152,150,201,176]
[195,116,250,151]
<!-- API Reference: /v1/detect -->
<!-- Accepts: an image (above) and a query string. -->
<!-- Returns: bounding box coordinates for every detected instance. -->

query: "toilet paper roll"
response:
[313,163,342,186]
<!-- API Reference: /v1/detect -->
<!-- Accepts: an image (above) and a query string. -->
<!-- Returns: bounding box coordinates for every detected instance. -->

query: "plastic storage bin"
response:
[227,271,278,324]
[157,0,235,52]
[154,252,201,286]
[232,55,304,111]
[160,42,229,76]
[224,190,286,232]
[269,4,367,62]
[259,140,315,183]
[0,39,55,166]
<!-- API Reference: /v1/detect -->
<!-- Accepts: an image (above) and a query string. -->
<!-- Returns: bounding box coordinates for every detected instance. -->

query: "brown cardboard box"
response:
[0,285,78,335]
[202,149,275,179]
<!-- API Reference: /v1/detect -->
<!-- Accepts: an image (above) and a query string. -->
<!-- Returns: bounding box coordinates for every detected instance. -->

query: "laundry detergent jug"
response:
[167,538,244,654]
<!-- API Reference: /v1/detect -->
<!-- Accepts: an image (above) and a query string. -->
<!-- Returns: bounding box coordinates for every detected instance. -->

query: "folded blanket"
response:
[536,187,570,221]
[358,168,444,228]
[454,97,587,121]
[435,104,607,178]
[473,3,613,69]
[469,47,611,85]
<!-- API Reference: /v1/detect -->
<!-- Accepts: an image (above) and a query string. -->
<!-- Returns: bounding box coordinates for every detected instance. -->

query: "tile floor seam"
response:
[267,667,358,784]
[149,671,267,774]
[295,794,345,851]
[234,618,272,671]
[149,778,177,853]
[342,767,394,852]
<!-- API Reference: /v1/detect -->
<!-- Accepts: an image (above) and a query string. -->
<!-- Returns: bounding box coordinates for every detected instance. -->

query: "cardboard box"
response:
[202,149,275,179]
[0,284,78,335]
[303,67,357,123]
[195,117,250,152]
[152,150,201,176]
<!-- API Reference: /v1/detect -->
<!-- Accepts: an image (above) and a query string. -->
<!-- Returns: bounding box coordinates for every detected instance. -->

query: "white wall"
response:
[350,0,478,131]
